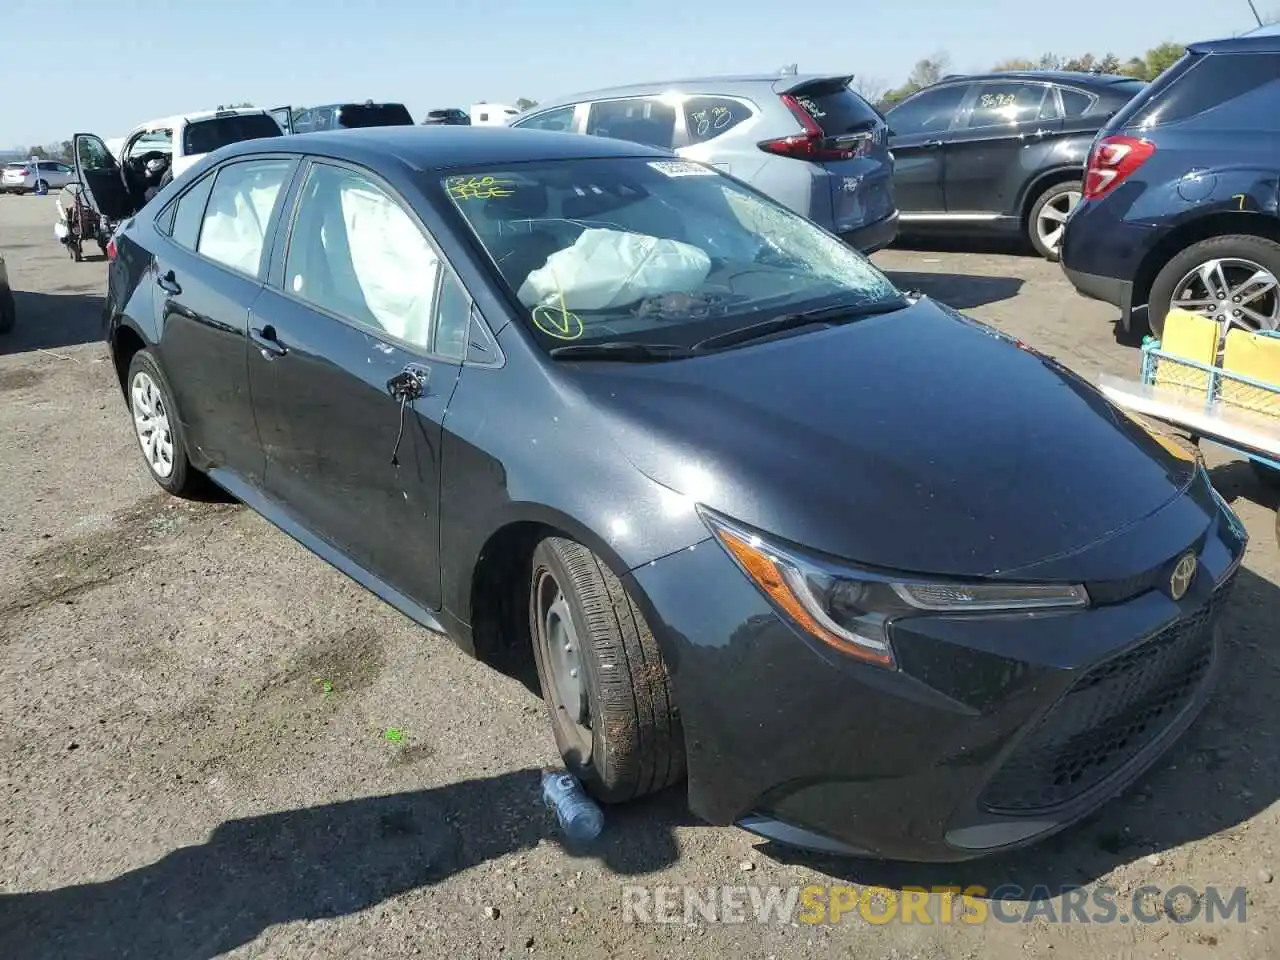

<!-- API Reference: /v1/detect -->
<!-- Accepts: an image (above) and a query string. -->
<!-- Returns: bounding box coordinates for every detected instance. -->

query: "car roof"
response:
[1189,29,1280,54]
[936,70,1143,88]
[130,107,269,133]
[214,125,672,171]
[530,73,849,109]
[305,102,408,110]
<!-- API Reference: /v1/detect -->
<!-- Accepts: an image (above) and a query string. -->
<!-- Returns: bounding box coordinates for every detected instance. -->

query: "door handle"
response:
[250,324,287,359]
[923,139,944,148]
[386,363,430,401]
[156,269,181,295]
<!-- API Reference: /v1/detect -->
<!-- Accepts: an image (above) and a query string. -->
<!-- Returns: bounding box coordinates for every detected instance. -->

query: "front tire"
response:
[1027,181,1081,261]
[529,537,684,803]
[1148,234,1280,339]
[126,349,200,497]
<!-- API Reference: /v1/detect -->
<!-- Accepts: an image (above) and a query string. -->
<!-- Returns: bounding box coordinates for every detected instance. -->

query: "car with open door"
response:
[101,126,1245,862]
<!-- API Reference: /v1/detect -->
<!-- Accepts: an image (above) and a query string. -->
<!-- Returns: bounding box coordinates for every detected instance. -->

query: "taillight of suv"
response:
[759,94,874,161]
[1083,135,1155,200]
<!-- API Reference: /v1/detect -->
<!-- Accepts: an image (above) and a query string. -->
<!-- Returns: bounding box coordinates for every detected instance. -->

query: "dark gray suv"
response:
[511,74,899,253]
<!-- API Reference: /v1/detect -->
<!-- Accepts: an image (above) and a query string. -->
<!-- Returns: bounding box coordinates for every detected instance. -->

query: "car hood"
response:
[566,299,1197,577]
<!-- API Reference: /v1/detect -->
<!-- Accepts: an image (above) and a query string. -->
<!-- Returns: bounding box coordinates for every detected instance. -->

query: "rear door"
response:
[779,77,896,234]
[72,133,137,220]
[149,155,298,485]
[510,103,583,134]
[584,96,681,149]
[885,84,971,213]
[942,80,1062,214]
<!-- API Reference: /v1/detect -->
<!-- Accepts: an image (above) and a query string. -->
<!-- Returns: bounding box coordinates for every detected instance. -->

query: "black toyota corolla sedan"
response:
[80,125,1247,861]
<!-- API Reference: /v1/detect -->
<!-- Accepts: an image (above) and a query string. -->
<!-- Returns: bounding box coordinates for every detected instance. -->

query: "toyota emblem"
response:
[1169,552,1197,601]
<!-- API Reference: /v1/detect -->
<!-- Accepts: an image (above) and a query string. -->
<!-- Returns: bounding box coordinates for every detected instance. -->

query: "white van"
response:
[469,103,519,126]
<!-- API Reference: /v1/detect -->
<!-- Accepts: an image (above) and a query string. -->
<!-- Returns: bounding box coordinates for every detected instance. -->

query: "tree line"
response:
[855,41,1188,108]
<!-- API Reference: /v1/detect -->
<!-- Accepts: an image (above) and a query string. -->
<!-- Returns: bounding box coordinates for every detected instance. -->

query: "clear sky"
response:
[0,0,1265,148]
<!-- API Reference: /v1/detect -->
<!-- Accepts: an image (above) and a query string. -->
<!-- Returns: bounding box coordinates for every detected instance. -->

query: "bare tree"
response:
[851,75,887,104]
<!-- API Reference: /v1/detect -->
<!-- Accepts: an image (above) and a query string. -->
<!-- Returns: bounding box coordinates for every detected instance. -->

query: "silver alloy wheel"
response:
[1035,189,1081,253]
[1171,257,1280,332]
[130,370,174,478]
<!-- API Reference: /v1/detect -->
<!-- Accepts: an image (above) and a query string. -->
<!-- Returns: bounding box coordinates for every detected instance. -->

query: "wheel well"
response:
[468,521,559,685]
[111,326,146,394]
[1133,212,1280,310]
[1019,169,1083,226]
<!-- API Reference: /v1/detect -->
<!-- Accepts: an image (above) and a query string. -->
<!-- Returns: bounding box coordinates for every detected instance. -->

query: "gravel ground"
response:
[1,193,1278,959]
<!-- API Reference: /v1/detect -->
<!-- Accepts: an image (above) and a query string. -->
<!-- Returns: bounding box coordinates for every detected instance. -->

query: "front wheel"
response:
[529,537,684,803]
[1148,234,1280,339]
[1027,181,1081,261]
[126,349,200,497]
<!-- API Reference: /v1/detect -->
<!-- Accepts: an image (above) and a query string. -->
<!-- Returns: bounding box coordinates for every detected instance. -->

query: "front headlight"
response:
[699,508,1088,668]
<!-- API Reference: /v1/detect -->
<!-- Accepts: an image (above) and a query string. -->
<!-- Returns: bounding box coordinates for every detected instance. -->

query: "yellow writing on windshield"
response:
[446,175,516,201]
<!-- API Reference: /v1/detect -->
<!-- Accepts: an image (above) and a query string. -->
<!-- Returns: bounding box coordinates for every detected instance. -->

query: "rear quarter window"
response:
[1120,51,1280,129]
[790,81,882,134]
[183,114,282,155]
[682,96,753,144]
[1058,88,1097,117]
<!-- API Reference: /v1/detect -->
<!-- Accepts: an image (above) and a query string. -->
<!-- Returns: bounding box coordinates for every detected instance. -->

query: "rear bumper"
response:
[1063,265,1135,325]
[842,211,899,255]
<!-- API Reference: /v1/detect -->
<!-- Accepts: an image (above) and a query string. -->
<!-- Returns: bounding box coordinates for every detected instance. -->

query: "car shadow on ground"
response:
[882,270,1024,310]
[0,768,688,960]
[0,290,106,355]
[1209,458,1280,514]
[757,557,1280,902]
[890,234,1035,258]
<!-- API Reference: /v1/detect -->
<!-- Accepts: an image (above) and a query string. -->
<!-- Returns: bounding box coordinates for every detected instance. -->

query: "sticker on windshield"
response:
[647,160,717,178]
[532,305,585,340]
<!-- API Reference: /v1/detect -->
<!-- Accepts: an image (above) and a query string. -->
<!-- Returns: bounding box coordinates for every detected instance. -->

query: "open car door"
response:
[269,105,294,135]
[72,133,138,221]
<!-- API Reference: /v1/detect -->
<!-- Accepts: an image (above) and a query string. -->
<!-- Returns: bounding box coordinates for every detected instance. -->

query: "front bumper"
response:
[628,477,1246,861]
[842,211,899,255]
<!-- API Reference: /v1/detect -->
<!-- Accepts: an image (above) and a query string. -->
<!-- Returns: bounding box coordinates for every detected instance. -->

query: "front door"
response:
[942,80,1063,214]
[885,84,970,214]
[150,156,297,486]
[248,159,470,610]
[71,133,137,220]
[269,105,294,135]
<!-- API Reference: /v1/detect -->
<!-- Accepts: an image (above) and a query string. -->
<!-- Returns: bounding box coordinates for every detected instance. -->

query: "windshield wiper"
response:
[548,341,698,362]
[691,298,911,353]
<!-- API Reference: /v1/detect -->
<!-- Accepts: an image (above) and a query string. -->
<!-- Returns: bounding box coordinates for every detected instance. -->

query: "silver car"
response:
[510,74,899,253]
[1,159,75,194]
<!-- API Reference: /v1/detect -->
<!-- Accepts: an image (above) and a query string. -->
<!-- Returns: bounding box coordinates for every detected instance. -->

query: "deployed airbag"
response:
[517,228,711,311]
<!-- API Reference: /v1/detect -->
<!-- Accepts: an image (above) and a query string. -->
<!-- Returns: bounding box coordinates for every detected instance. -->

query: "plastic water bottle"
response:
[541,770,604,844]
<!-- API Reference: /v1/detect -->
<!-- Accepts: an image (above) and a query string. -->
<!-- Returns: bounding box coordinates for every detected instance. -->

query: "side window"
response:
[292,110,312,133]
[1059,88,1096,117]
[682,96,752,144]
[1132,52,1280,129]
[885,85,968,136]
[434,270,471,361]
[77,137,116,171]
[283,163,445,352]
[165,173,217,248]
[195,158,292,278]
[515,105,577,132]
[314,108,334,131]
[964,83,1047,129]
[585,97,677,149]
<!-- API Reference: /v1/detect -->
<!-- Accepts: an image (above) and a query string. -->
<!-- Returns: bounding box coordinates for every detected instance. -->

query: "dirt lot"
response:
[1,193,1278,960]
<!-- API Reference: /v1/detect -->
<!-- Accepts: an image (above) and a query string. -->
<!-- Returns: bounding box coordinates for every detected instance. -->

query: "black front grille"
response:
[980,578,1234,814]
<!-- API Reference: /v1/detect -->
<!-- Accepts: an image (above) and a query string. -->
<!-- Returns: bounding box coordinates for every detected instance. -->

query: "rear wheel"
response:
[126,349,200,497]
[1148,235,1280,338]
[1027,181,1081,261]
[529,537,684,803]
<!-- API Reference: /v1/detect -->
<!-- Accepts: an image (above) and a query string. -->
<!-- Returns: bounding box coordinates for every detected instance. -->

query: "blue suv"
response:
[1061,28,1280,339]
